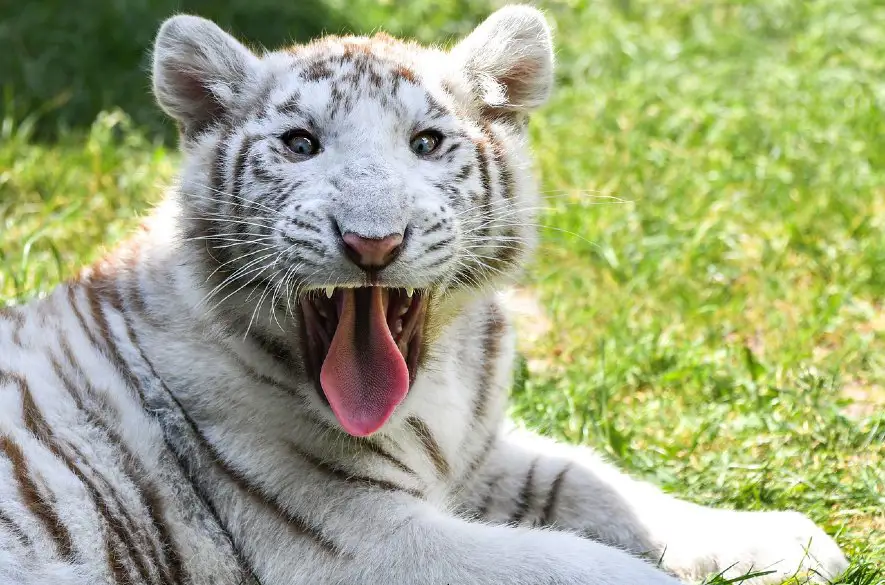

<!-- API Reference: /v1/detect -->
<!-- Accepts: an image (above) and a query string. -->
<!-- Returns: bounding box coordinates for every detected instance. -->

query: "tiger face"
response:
[152,9,553,436]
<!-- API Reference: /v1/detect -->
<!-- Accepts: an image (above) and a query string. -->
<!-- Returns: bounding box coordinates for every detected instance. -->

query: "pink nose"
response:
[342,232,404,271]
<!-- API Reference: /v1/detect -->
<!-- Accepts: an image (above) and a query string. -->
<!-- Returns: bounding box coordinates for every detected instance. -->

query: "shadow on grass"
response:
[0,0,489,142]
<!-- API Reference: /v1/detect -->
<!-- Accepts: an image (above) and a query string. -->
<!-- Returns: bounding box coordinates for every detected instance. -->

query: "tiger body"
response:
[0,6,848,585]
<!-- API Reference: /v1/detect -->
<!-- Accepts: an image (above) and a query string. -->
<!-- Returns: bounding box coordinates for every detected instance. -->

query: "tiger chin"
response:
[0,5,848,585]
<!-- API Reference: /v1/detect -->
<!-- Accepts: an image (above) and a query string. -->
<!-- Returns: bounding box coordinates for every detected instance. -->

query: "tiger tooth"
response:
[325,286,334,298]
[405,287,414,298]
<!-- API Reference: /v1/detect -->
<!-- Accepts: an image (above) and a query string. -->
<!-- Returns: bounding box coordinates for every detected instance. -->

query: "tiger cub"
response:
[0,5,847,585]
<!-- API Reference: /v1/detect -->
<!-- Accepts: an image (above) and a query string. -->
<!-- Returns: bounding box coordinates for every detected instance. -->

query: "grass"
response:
[1,0,883,583]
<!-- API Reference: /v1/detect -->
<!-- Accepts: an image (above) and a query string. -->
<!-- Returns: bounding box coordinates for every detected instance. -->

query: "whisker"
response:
[182,234,271,246]
[213,239,277,250]
[185,183,290,219]
[246,258,286,339]
[205,260,277,317]
[200,251,279,309]
[180,214,277,231]
[204,246,278,283]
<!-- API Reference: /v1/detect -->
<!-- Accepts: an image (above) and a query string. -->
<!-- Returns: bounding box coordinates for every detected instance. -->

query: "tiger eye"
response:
[281,130,320,156]
[410,131,443,156]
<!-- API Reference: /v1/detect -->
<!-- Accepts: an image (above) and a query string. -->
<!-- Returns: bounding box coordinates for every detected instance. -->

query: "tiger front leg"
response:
[314,492,682,585]
[458,428,848,584]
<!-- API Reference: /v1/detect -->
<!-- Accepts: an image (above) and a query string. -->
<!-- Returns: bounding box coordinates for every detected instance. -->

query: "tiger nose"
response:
[341,232,404,271]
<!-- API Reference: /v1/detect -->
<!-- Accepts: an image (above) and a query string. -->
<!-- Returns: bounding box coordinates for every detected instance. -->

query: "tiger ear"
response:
[152,15,259,136]
[451,5,555,114]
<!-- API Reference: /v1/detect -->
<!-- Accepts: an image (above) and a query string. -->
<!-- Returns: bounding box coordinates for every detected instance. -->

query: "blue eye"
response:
[282,130,320,156]
[410,131,442,156]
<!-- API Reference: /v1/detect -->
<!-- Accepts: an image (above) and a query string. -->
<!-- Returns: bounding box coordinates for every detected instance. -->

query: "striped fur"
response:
[0,6,847,585]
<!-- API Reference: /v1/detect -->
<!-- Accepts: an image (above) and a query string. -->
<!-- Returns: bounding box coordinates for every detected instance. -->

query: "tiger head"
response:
[151,6,554,436]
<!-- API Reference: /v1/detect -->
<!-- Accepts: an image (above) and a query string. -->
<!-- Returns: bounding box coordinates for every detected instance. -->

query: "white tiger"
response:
[0,6,848,585]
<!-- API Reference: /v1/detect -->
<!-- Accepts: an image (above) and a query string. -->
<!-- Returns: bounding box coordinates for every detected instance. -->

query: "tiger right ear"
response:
[152,15,259,136]
[451,5,555,115]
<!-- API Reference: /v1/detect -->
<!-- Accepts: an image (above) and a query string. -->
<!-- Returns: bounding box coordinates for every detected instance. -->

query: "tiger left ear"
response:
[451,5,555,114]
[152,15,260,137]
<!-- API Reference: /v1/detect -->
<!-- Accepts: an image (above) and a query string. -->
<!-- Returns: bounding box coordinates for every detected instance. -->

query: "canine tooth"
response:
[405,287,414,297]
[325,286,334,298]
[394,320,403,335]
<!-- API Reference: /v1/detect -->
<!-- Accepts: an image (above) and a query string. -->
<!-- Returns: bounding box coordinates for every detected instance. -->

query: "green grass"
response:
[1,0,883,583]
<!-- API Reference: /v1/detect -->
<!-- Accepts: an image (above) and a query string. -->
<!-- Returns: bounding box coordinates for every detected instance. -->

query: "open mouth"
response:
[300,287,427,436]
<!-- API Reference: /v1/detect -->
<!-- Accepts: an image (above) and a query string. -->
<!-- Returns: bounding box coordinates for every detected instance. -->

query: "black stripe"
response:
[105,535,132,585]
[68,442,155,584]
[509,458,538,524]
[425,236,455,255]
[51,332,152,585]
[276,410,421,489]
[92,280,240,580]
[484,126,522,269]
[418,254,451,271]
[478,130,500,246]
[209,134,230,199]
[231,134,259,213]
[67,285,104,352]
[406,416,450,478]
[490,226,523,270]
[450,139,494,290]
[124,272,169,332]
[287,217,322,234]
[49,356,149,581]
[52,345,183,585]
[456,303,507,491]
[424,95,448,118]
[84,279,148,404]
[454,162,472,183]
[29,341,146,585]
[486,124,515,201]
[281,235,327,258]
[201,445,342,555]
[473,304,505,424]
[250,154,276,182]
[0,433,75,560]
[276,91,303,115]
[475,140,492,208]
[0,508,30,546]
[140,480,186,585]
[424,222,444,236]
[269,179,305,209]
[221,343,299,396]
[246,326,299,372]
[0,307,25,346]
[288,443,423,499]
[0,307,19,322]
[16,366,158,583]
[357,438,419,479]
[81,279,260,582]
[476,471,505,518]
[539,464,571,527]
[253,79,277,122]
[460,432,497,483]
[101,282,343,557]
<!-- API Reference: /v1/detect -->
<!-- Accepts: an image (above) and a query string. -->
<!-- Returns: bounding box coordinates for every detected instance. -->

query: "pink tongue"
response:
[319,288,410,436]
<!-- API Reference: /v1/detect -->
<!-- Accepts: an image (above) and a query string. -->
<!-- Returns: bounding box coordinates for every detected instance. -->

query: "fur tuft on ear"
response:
[152,15,259,136]
[451,5,554,114]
